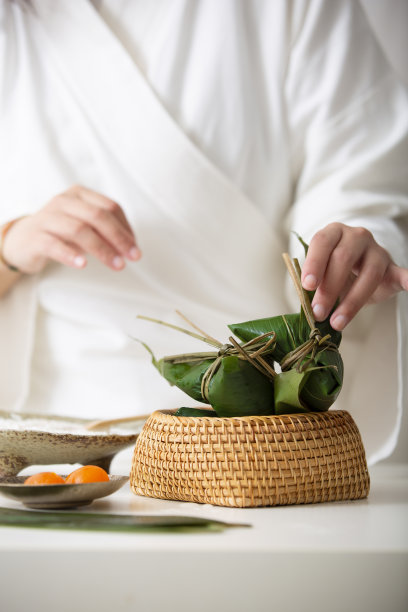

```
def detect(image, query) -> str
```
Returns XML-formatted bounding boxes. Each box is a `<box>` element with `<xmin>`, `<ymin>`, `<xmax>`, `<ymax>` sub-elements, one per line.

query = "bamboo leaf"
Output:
<box><xmin>274</xmin><ymin>369</ymin><xmax>311</xmax><ymax>414</ymax></box>
<box><xmin>299</xmin><ymin>348</ymin><xmax>343</xmax><ymax>411</ymax></box>
<box><xmin>274</xmin><ymin>350</ymin><xmax>343</xmax><ymax>414</ymax></box>
<box><xmin>208</xmin><ymin>356</ymin><xmax>274</xmax><ymax>417</ymax></box>
<box><xmin>132</xmin><ymin>339</ymin><xmax>159</xmax><ymax>368</ymax></box>
<box><xmin>293</xmin><ymin>232</ymin><xmax>309</xmax><ymax>256</ymax></box>
<box><xmin>229</xmin><ymin>312</ymin><xmax>311</xmax><ymax>361</ymax></box>
<box><xmin>229</xmin><ymin>311</ymin><xmax>341</xmax><ymax>359</ymax></box>
<box><xmin>0</xmin><ymin>507</ymin><xmax>249</xmax><ymax>532</ymax></box>
<box><xmin>159</xmin><ymin>358</ymin><xmax>214</xmax><ymax>403</ymax></box>
<box><xmin>175</xmin><ymin>407</ymin><xmax>217</xmax><ymax>417</ymax></box>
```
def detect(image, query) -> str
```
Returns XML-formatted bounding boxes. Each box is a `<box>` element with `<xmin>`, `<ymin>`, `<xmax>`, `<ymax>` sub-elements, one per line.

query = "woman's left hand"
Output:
<box><xmin>301</xmin><ymin>222</ymin><xmax>408</xmax><ymax>331</ymax></box>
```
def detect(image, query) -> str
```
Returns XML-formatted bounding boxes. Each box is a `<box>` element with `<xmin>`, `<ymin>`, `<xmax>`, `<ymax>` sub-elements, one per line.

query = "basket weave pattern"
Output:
<box><xmin>130</xmin><ymin>410</ymin><xmax>370</xmax><ymax>508</ymax></box>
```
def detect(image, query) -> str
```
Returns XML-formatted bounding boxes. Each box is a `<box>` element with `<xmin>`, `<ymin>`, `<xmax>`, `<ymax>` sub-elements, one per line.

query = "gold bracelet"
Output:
<box><xmin>0</xmin><ymin>217</ymin><xmax>25</xmax><ymax>273</ymax></box>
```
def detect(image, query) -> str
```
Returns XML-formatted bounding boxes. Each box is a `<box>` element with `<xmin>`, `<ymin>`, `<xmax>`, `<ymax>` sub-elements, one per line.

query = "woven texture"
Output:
<box><xmin>130</xmin><ymin>410</ymin><xmax>370</xmax><ymax>508</ymax></box>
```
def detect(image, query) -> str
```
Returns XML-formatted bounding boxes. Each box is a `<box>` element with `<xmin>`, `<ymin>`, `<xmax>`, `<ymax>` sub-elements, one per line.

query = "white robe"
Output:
<box><xmin>0</xmin><ymin>0</ymin><xmax>407</xmax><ymax>465</ymax></box>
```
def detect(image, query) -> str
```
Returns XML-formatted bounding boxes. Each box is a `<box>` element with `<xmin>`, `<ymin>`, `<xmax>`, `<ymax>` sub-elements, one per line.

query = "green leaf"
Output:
<box><xmin>274</xmin><ymin>350</ymin><xmax>343</xmax><ymax>414</ymax></box>
<box><xmin>208</xmin><ymin>356</ymin><xmax>274</xmax><ymax>417</ymax></box>
<box><xmin>294</xmin><ymin>232</ymin><xmax>309</xmax><ymax>256</ymax></box>
<box><xmin>158</xmin><ymin>358</ymin><xmax>213</xmax><ymax>403</ymax></box>
<box><xmin>299</xmin><ymin>348</ymin><xmax>343</xmax><ymax>411</ymax></box>
<box><xmin>133</xmin><ymin>339</ymin><xmax>159</xmax><ymax>367</ymax></box>
<box><xmin>274</xmin><ymin>369</ymin><xmax>311</xmax><ymax>414</ymax></box>
<box><xmin>229</xmin><ymin>312</ymin><xmax>310</xmax><ymax>362</ymax></box>
<box><xmin>0</xmin><ymin>507</ymin><xmax>250</xmax><ymax>532</ymax></box>
<box><xmin>174</xmin><ymin>407</ymin><xmax>217</xmax><ymax>417</ymax></box>
<box><xmin>229</xmin><ymin>311</ymin><xmax>341</xmax><ymax>360</ymax></box>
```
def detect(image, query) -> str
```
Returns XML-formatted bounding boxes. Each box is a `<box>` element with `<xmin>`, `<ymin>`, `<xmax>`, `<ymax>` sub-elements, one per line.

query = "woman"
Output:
<box><xmin>1</xmin><ymin>0</ymin><xmax>407</xmax><ymax>464</ymax></box>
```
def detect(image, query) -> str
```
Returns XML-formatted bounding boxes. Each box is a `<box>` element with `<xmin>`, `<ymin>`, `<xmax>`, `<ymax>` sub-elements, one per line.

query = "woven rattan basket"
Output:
<box><xmin>130</xmin><ymin>409</ymin><xmax>370</xmax><ymax>508</ymax></box>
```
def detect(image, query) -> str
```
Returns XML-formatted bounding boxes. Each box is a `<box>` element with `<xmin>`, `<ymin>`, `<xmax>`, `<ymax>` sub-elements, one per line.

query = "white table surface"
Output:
<box><xmin>0</xmin><ymin>462</ymin><xmax>407</xmax><ymax>612</ymax></box>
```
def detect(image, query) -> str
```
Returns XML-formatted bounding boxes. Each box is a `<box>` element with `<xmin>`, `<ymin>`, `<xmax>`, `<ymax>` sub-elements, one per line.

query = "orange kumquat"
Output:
<box><xmin>65</xmin><ymin>465</ymin><xmax>110</xmax><ymax>484</ymax></box>
<box><xmin>24</xmin><ymin>472</ymin><xmax>66</xmax><ymax>486</ymax></box>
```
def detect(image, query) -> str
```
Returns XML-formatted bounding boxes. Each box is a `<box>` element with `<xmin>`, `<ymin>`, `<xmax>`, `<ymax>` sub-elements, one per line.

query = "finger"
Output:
<box><xmin>43</xmin><ymin>214</ymin><xmax>127</xmax><ymax>270</ymax></box>
<box><xmin>389</xmin><ymin>263</ymin><xmax>408</xmax><ymax>291</ymax></box>
<box><xmin>58</xmin><ymin>195</ymin><xmax>140</xmax><ymax>261</ymax></box>
<box><xmin>385</xmin><ymin>263</ymin><xmax>408</xmax><ymax>292</ymax></box>
<box><xmin>75</xmin><ymin>186</ymin><xmax>136</xmax><ymax>242</ymax></box>
<box><xmin>310</xmin><ymin>234</ymin><xmax>368</xmax><ymax>321</ymax></box>
<box><xmin>33</xmin><ymin>233</ymin><xmax>87</xmax><ymax>273</ymax></box>
<box><xmin>338</xmin><ymin>271</ymin><xmax>357</xmax><ymax>301</ymax></box>
<box><xmin>62</xmin><ymin>186</ymin><xmax>139</xmax><ymax>256</ymax></box>
<box><xmin>329</xmin><ymin>253</ymin><xmax>388</xmax><ymax>330</ymax></box>
<box><xmin>66</xmin><ymin>227</ymin><xmax>126</xmax><ymax>270</ymax></box>
<box><xmin>302</xmin><ymin>224</ymin><xmax>344</xmax><ymax>291</ymax></box>
<box><xmin>369</xmin><ymin>263</ymin><xmax>408</xmax><ymax>303</ymax></box>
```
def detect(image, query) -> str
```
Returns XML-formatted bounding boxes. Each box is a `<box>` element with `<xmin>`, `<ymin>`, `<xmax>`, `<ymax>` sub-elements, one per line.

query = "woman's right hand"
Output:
<box><xmin>2</xmin><ymin>185</ymin><xmax>141</xmax><ymax>274</ymax></box>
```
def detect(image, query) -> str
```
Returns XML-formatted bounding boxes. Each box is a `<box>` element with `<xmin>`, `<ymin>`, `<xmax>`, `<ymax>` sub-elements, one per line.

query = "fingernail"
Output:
<box><xmin>73</xmin><ymin>255</ymin><xmax>86</xmax><ymax>268</ymax></box>
<box><xmin>331</xmin><ymin>315</ymin><xmax>348</xmax><ymax>331</ymax></box>
<box><xmin>112</xmin><ymin>256</ymin><xmax>124</xmax><ymax>269</ymax></box>
<box><xmin>312</xmin><ymin>303</ymin><xmax>325</xmax><ymax>320</ymax></box>
<box><xmin>128</xmin><ymin>246</ymin><xmax>141</xmax><ymax>260</ymax></box>
<box><xmin>303</xmin><ymin>274</ymin><xmax>317</xmax><ymax>290</ymax></box>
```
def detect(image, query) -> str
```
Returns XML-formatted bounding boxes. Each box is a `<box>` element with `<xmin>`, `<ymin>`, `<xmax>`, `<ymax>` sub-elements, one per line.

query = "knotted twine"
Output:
<box><xmin>200</xmin><ymin>332</ymin><xmax>277</xmax><ymax>402</ymax></box>
<box><xmin>138</xmin><ymin>313</ymin><xmax>277</xmax><ymax>403</ymax></box>
<box><xmin>280</xmin><ymin>253</ymin><xmax>337</xmax><ymax>373</ymax></box>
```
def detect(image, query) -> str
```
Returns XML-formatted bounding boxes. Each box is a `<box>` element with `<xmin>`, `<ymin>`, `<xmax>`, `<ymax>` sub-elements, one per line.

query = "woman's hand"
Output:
<box><xmin>2</xmin><ymin>185</ymin><xmax>141</xmax><ymax>274</ymax></box>
<box><xmin>301</xmin><ymin>222</ymin><xmax>408</xmax><ymax>331</ymax></box>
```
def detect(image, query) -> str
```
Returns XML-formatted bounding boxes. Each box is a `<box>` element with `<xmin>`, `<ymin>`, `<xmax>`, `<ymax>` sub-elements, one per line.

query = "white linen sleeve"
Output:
<box><xmin>284</xmin><ymin>0</ymin><xmax>408</xmax><ymax>266</ymax></box>
<box><xmin>282</xmin><ymin>1</ymin><xmax>408</xmax><ymax>465</ymax></box>
<box><xmin>0</xmin><ymin>0</ymin><xmax>31</xmax><ymax>224</ymax></box>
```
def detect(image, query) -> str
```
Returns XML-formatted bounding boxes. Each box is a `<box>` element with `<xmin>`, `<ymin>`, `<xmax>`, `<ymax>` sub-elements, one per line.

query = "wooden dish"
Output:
<box><xmin>0</xmin><ymin>410</ymin><xmax>146</xmax><ymax>478</ymax></box>
<box><xmin>0</xmin><ymin>475</ymin><xmax>129</xmax><ymax>509</ymax></box>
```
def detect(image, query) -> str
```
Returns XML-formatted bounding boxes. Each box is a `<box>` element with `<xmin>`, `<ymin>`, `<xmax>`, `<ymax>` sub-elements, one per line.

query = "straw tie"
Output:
<box><xmin>281</xmin><ymin>253</ymin><xmax>338</xmax><ymax>373</ymax></box>
<box><xmin>137</xmin><ymin>312</ymin><xmax>278</xmax><ymax>402</ymax></box>
<box><xmin>200</xmin><ymin>332</ymin><xmax>277</xmax><ymax>402</ymax></box>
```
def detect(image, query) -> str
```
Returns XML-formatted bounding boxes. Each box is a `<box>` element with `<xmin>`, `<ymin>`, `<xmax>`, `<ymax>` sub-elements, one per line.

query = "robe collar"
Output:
<box><xmin>31</xmin><ymin>0</ymin><xmax>281</xmax><ymax>292</ymax></box>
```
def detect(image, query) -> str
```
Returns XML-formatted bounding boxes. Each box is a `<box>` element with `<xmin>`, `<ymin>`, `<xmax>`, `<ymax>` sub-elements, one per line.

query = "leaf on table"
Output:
<box><xmin>0</xmin><ymin>507</ymin><xmax>250</xmax><ymax>533</ymax></box>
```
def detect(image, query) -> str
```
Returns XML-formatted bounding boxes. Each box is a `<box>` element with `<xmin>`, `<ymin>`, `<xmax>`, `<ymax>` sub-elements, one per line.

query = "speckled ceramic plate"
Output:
<box><xmin>0</xmin><ymin>475</ymin><xmax>129</xmax><ymax>509</ymax></box>
<box><xmin>0</xmin><ymin>410</ymin><xmax>146</xmax><ymax>478</ymax></box>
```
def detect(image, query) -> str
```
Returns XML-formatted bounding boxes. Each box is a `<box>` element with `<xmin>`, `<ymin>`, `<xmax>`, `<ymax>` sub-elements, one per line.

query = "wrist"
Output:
<box><xmin>0</xmin><ymin>217</ymin><xmax>27</xmax><ymax>273</ymax></box>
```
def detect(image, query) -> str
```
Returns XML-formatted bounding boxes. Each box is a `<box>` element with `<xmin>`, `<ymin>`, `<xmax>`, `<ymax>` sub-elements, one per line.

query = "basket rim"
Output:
<box><xmin>148</xmin><ymin>408</ymin><xmax>351</xmax><ymax>425</ymax></box>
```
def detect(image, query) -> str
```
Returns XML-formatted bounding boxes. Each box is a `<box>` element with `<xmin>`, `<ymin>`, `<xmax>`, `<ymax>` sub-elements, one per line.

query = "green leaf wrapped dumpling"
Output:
<box><xmin>136</xmin><ymin>322</ymin><xmax>277</xmax><ymax>417</ymax></box>
<box><xmin>137</xmin><ymin>244</ymin><xmax>344</xmax><ymax>417</ymax></box>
